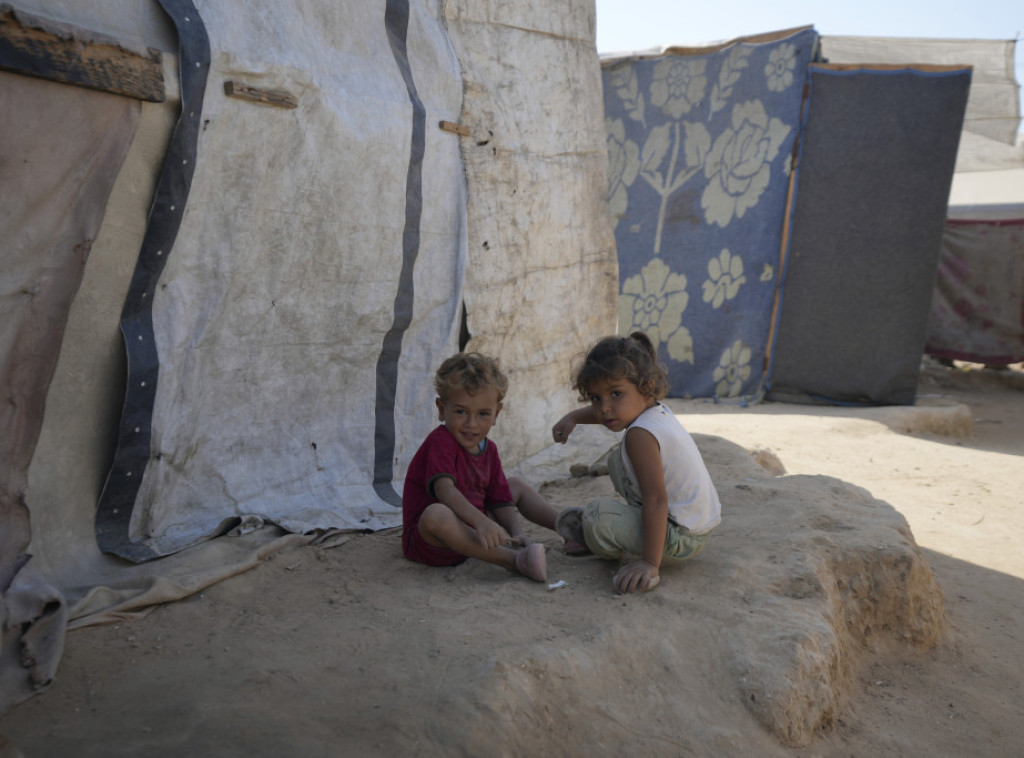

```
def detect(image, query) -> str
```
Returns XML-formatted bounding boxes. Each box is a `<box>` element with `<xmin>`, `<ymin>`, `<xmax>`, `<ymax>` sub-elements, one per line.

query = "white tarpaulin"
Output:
<box><xmin>89</xmin><ymin>0</ymin><xmax>467</xmax><ymax>560</ymax></box>
<box><xmin>12</xmin><ymin>0</ymin><xmax>616</xmax><ymax>571</ymax></box>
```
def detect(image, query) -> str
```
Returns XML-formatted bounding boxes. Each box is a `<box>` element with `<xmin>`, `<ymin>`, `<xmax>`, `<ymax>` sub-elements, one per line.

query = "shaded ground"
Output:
<box><xmin>2</xmin><ymin>361</ymin><xmax>1022</xmax><ymax>756</ymax></box>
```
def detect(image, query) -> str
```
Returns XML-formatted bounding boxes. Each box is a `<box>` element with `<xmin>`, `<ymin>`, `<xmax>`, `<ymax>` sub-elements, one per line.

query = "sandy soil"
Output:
<box><xmin>2</xmin><ymin>360</ymin><xmax>1022</xmax><ymax>757</ymax></box>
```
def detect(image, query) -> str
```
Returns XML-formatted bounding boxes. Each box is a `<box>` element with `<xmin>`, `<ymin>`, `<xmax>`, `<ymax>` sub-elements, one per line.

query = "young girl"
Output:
<box><xmin>551</xmin><ymin>332</ymin><xmax>721</xmax><ymax>593</ymax></box>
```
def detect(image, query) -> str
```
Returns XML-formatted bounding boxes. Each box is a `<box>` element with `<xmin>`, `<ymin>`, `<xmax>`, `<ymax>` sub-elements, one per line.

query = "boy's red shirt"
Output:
<box><xmin>401</xmin><ymin>425</ymin><xmax>514</xmax><ymax>536</ymax></box>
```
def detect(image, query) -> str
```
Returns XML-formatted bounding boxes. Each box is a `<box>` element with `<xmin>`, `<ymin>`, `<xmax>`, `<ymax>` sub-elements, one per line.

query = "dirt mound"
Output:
<box><xmin>1</xmin><ymin>433</ymin><xmax>947</xmax><ymax>756</ymax></box>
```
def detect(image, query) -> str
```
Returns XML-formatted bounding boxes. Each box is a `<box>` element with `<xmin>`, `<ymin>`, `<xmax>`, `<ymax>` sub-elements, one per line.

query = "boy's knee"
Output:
<box><xmin>418</xmin><ymin>502</ymin><xmax>452</xmax><ymax>534</ymax></box>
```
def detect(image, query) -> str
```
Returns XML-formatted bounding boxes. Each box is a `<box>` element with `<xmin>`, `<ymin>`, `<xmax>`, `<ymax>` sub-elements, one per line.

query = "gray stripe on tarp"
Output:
<box><xmin>372</xmin><ymin>0</ymin><xmax>426</xmax><ymax>508</ymax></box>
<box><xmin>94</xmin><ymin>0</ymin><xmax>210</xmax><ymax>561</ymax></box>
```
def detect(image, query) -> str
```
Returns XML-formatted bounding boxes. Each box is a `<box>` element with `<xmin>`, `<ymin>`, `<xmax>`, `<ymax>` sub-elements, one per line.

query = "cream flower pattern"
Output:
<box><xmin>702</xmin><ymin>249</ymin><xmax>746</xmax><ymax>308</ymax></box>
<box><xmin>665</xmin><ymin>325</ymin><xmax>694</xmax><ymax>364</ymax></box>
<box><xmin>650</xmin><ymin>59</ymin><xmax>708</xmax><ymax>119</ymax></box>
<box><xmin>618</xmin><ymin>258</ymin><xmax>694</xmax><ymax>363</ymax></box>
<box><xmin>701</xmin><ymin>99</ymin><xmax>791</xmax><ymax>228</ymax></box>
<box><xmin>638</xmin><ymin>121</ymin><xmax>710</xmax><ymax>254</ymax></box>
<box><xmin>606</xmin><ymin>118</ymin><xmax>640</xmax><ymax>224</ymax></box>
<box><xmin>603</xmin><ymin>28</ymin><xmax>816</xmax><ymax>399</ymax></box>
<box><xmin>765</xmin><ymin>43</ymin><xmax>796</xmax><ymax>92</ymax></box>
<box><xmin>713</xmin><ymin>340</ymin><xmax>752</xmax><ymax>398</ymax></box>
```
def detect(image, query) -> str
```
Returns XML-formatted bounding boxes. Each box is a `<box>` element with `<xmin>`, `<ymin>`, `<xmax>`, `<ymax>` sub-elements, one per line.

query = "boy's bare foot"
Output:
<box><xmin>514</xmin><ymin>542</ymin><xmax>547</xmax><ymax>582</ymax></box>
<box><xmin>555</xmin><ymin>507</ymin><xmax>590</xmax><ymax>555</ymax></box>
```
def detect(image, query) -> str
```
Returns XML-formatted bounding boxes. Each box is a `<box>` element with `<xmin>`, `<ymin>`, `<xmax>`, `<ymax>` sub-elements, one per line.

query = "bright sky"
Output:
<box><xmin>594</xmin><ymin>0</ymin><xmax>1023</xmax><ymax>52</ymax></box>
<box><xmin>594</xmin><ymin>0</ymin><xmax>1023</xmax><ymax>118</ymax></box>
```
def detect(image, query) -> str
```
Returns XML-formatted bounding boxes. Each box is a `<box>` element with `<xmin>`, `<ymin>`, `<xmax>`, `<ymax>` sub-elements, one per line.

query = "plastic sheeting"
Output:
<box><xmin>2</xmin><ymin>0</ymin><xmax>610</xmax><ymax>714</ymax></box>
<box><xmin>602</xmin><ymin>27</ymin><xmax>818</xmax><ymax>400</ymax></box>
<box><xmin>444</xmin><ymin>0</ymin><xmax>618</xmax><ymax>462</ymax></box>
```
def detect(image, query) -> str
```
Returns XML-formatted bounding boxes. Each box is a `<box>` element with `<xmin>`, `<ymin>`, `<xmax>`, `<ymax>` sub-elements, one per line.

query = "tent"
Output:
<box><xmin>818</xmin><ymin>36</ymin><xmax>1024</xmax><ymax>372</ymax></box>
<box><xmin>925</xmin><ymin>215</ymin><xmax>1024</xmax><ymax>366</ymax></box>
<box><xmin>602</xmin><ymin>27</ymin><xmax>819</xmax><ymax>401</ymax></box>
<box><xmin>1</xmin><ymin>0</ymin><xmax>616</xmax><ymax>712</ymax></box>
<box><xmin>767</xmin><ymin>62</ymin><xmax>971</xmax><ymax>404</ymax></box>
<box><xmin>601</xmin><ymin>30</ymin><xmax>1022</xmax><ymax>404</ymax></box>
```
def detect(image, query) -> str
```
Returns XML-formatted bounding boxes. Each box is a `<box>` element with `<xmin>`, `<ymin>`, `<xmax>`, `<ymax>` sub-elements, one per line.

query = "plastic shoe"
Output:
<box><xmin>515</xmin><ymin>542</ymin><xmax>547</xmax><ymax>582</ymax></box>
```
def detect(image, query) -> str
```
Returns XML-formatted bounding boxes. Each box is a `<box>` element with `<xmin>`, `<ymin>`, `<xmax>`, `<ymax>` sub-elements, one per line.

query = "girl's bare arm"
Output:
<box><xmin>552</xmin><ymin>406</ymin><xmax>600</xmax><ymax>443</ymax></box>
<box><xmin>615</xmin><ymin>427</ymin><xmax>667</xmax><ymax>592</ymax></box>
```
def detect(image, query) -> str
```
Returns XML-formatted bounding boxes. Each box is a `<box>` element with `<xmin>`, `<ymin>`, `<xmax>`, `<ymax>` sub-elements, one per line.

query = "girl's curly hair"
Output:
<box><xmin>572</xmin><ymin>332</ymin><xmax>668</xmax><ymax>401</ymax></box>
<box><xmin>435</xmin><ymin>352</ymin><xmax>509</xmax><ymax>402</ymax></box>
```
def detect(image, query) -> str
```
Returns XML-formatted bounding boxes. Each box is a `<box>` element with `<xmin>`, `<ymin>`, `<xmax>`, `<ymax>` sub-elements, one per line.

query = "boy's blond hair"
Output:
<box><xmin>435</xmin><ymin>352</ymin><xmax>509</xmax><ymax>402</ymax></box>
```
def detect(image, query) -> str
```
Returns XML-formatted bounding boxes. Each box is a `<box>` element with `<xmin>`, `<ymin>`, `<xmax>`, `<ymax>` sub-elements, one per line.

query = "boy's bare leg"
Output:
<box><xmin>418</xmin><ymin>503</ymin><xmax>519</xmax><ymax>570</ymax></box>
<box><xmin>491</xmin><ymin>504</ymin><xmax>526</xmax><ymax>545</ymax></box>
<box><xmin>418</xmin><ymin>503</ymin><xmax>546</xmax><ymax>581</ymax></box>
<box><xmin>508</xmin><ymin>476</ymin><xmax>558</xmax><ymax>530</ymax></box>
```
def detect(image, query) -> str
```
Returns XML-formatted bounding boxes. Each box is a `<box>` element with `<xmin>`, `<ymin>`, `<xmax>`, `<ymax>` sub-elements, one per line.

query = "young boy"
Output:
<box><xmin>402</xmin><ymin>352</ymin><xmax>559</xmax><ymax>582</ymax></box>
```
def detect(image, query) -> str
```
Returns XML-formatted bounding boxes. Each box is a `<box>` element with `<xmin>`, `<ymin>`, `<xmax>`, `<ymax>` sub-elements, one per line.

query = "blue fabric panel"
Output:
<box><xmin>603</xmin><ymin>28</ymin><xmax>817</xmax><ymax>400</ymax></box>
<box><xmin>767</xmin><ymin>65</ymin><xmax>971</xmax><ymax>406</ymax></box>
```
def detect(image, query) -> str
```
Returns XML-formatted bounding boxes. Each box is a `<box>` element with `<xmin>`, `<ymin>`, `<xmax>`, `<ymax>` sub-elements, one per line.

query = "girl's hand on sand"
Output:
<box><xmin>613</xmin><ymin>561</ymin><xmax>660</xmax><ymax>594</ymax></box>
<box><xmin>552</xmin><ymin>416</ymin><xmax>576</xmax><ymax>444</ymax></box>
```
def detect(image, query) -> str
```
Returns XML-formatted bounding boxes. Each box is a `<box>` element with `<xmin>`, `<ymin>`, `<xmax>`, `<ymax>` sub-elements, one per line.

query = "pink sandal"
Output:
<box><xmin>515</xmin><ymin>543</ymin><xmax>547</xmax><ymax>582</ymax></box>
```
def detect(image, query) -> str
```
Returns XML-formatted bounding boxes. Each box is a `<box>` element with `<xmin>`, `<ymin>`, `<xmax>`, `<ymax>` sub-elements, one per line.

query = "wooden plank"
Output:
<box><xmin>0</xmin><ymin>8</ymin><xmax>164</xmax><ymax>102</ymax></box>
<box><xmin>439</xmin><ymin>120</ymin><xmax>470</xmax><ymax>137</ymax></box>
<box><xmin>223</xmin><ymin>80</ymin><xmax>298</xmax><ymax>109</ymax></box>
<box><xmin>812</xmin><ymin>62</ymin><xmax>975</xmax><ymax>75</ymax></box>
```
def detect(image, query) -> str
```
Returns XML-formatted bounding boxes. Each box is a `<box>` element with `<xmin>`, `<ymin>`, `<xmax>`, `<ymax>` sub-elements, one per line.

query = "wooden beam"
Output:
<box><xmin>439</xmin><ymin>120</ymin><xmax>470</xmax><ymax>137</ymax></box>
<box><xmin>223</xmin><ymin>80</ymin><xmax>298</xmax><ymax>109</ymax></box>
<box><xmin>0</xmin><ymin>7</ymin><xmax>164</xmax><ymax>102</ymax></box>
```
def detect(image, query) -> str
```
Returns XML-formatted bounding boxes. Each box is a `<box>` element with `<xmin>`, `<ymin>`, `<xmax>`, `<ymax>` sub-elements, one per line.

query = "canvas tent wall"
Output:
<box><xmin>1</xmin><ymin>0</ymin><xmax>615</xmax><ymax>712</ymax></box>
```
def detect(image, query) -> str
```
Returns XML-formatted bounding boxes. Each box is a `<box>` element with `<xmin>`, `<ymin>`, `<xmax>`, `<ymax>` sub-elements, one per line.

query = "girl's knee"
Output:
<box><xmin>582</xmin><ymin>498</ymin><xmax>638</xmax><ymax>559</ymax></box>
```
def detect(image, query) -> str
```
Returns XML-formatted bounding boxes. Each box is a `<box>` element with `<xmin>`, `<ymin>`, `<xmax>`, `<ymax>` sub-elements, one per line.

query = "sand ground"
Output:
<box><xmin>1</xmin><ymin>360</ymin><xmax>1022</xmax><ymax>757</ymax></box>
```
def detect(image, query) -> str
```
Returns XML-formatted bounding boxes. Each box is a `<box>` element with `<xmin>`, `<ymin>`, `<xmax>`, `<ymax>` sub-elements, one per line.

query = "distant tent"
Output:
<box><xmin>926</xmin><ymin>216</ymin><xmax>1024</xmax><ymax>366</ymax></box>
<box><xmin>602</xmin><ymin>30</ymin><xmax>987</xmax><ymax>404</ymax></box>
<box><xmin>819</xmin><ymin>36</ymin><xmax>1022</xmax><ymax>172</ymax></box>
<box><xmin>818</xmin><ymin>36</ymin><xmax>1023</xmax><ymax>377</ymax></box>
